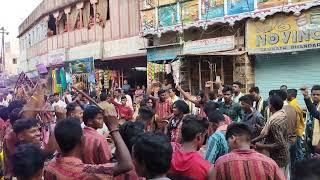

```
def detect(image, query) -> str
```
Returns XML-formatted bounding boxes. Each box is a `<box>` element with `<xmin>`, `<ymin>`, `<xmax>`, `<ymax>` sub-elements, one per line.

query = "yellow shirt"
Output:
<box><xmin>288</xmin><ymin>98</ymin><xmax>305</xmax><ymax>137</ymax></box>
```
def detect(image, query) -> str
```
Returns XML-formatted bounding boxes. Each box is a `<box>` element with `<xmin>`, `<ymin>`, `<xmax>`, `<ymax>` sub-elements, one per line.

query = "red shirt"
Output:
<box><xmin>170</xmin><ymin>142</ymin><xmax>211</xmax><ymax>180</ymax></box>
<box><xmin>155</xmin><ymin>100</ymin><xmax>172</xmax><ymax>119</ymax></box>
<box><xmin>83</xmin><ymin>127</ymin><xmax>112</xmax><ymax>164</ymax></box>
<box><xmin>112</xmin><ymin>100</ymin><xmax>133</xmax><ymax>121</ymax></box>
<box><xmin>3</xmin><ymin>129</ymin><xmax>18</xmax><ymax>178</ymax></box>
<box><xmin>214</xmin><ymin>149</ymin><xmax>285</xmax><ymax>180</ymax></box>
<box><xmin>44</xmin><ymin>156</ymin><xmax>114</xmax><ymax>180</ymax></box>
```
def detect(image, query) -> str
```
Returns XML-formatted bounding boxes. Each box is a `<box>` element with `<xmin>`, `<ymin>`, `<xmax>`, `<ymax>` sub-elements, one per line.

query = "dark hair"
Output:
<box><xmin>181</xmin><ymin>116</ymin><xmax>207</xmax><ymax>142</ymax></box>
<box><xmin>275</xmin><ymin>90</ymin><xmax>287</xmax><ymax>101</ymax></box>
<box><xmin>9</xmin><ymin>108</ymin><xmax>23</xmax><ymax>125</ymax></box>
<box><xmin>287</xmin><ymin>89</ymin><xmax>298</xmax><ymax>98</ymax></box>
<box><xmin>233</xmin><ymin>81</ymin><xmax>242</xmax><ymax>87</ymax></box>
<box><xmin>12</xmin><ymin>144</ymin><xmax>45</xmax><ymax>179</ymax></box>
<box><xmin>197</xmin><ymin>91</ymin><xmax>205</xmax><ymax>99</ymax></box>
<box><xmin>53</xmin><ymin>93</ymin><xmax>59</xmax><ymax>96</ymax></box>
<box><xmin>0</xmin><ymin>108</ymin><xmax>9</xmax><ymax>121</ymax></box>
<box><xmin>239</xmin><ymin>94</ymin><xmax>254</xmax><ymax>106</ymax></box>
<box><xmin>140</xmin><ymin>96</ymin><xmax>156</xmax><ymax>109</ymax></box>
<box><xmin>222</xmin><ymin>85</ymin><xmax>233</xmax><ymax>93</ymax></box>
<box><xmin>133</xmin><ymin>132</ymin><xmax>172</xmax><ymax>178</ymax></box>
<box><xmin>100</xmin><ymin>93</ymin><xmax>109</xmax><ymax>101</ymax></box>
<box><xmin>204</xmin><ymin>101</ymin><xmax>218</xmax><ymax>115</ymax></box>
<box><xmin>158</xmin><ymin>89</ymin><xmax>166</xmax><ymax>95</ymax></box>
<box><xmin>269</xmin><ymin>95</ymin><xmax>284</xmax><ymax>111</ymax></box>
<box><xmin>269</xmin><ymin>90</ymin><xmax>276</xmax><ymax>96</ymax></box>
<box><xmin>280</xmin><ymin>85</ymin><xmax>288</xmax><ymax>89</ymax></box>
<box><xmin>311</xmin><ymin>85</ymin><xmax>320</xmax><ymax>92</ymax></box>
<box><xmin>226</xmin><ymin>123</ymin><xmax>252</xmax><ymax>141</ymax></box>
<box><xmin>115</xmin><ymin>89</ymin><xmax>122</xmax><ymax>93</ymax></box>
<box><xmin>249</xmin><ymin>87</ymin><xmax>260</xmax><ymax>94</ymax></box>
<box><xmin>8</xmin><ymin>100</ymin><xmax>25</xmax><ymax>112</ymax></box>
<box><xmin>83</xmin><ymin>105</ymin><xmax>102</xmax><ymax>124</ymax></box>
<box><xmin>173</xmin><ymin>100</ymin><xmax>190</xmax><ymax>114</ymax></box>
<box><xmin>208</xmin><ymin>111</ymin><xmax>225</xmax><ymax>124</ymax></box>
<box><xmin>121</xmin><ymin>96</ymin><xmax>127</xmax><ymax>100</ymax></box>
<box><xmin>54</xmin><ymin>117</ymin><xmax>83</xmax><ymax>154</ymax></box>
<box><xmin>208</xmin><ymin>90</ymin><xmax>217</xmax><ymax>101</ymax></box>
<box><xmin>293</xmin><ymin>158</ymin><xmax>320</xmax><ymax>180</ymax></box>
<box><xmin>119</xmin><ymin>121</ymin><xmax>144</xmax><ymax>153</ymax></box>
<box><xmin>13</xmin><ymin>118</ymin><xmax>39</xmax><ymax>134</ymax></box>
<box><xmin>138</xmin><ymin>106</ymin><xmax>155</xmax><ymax>120</ymax></box>
<box><xmin>183</xmin><ymin>88</ymin><xmax>191</xmax><ymax>93</ymax></box>
<box><xmin>66</xmin><ymin>103</ymin><xmax>81</xmax><ymax>116</ymax></box>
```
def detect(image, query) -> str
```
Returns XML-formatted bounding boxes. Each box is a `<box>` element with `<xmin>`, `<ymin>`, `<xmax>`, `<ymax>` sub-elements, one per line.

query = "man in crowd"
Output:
<box><xmin>11</xmin><ymin>144</ymin><xmax>46</xmax><ymax>180</ymax></box>
<box><xmin>218</xmin><ymin>85</ymin><xmax>242</xmax><ymax>122</ymax></box>
<box><xmin>168</xmin><ymin>88</ymin><xmax>179</xmax><ymax>104</ymax></box>
<box><xmin>136</xmin><ymin>106</ymin><xmax>155</xmax><ymax>131</ymax></box>
<box><xmin>232</xmin><ymin>81</ymin><xmax>244</xmax><ymax>103</ymax></box>
<box><xmin>132</xmin><ymin>132</ymin><xmax>172</xmax><ymax>180</ymax></box>
<box><xmin>13</xmin><ymin>118</ymin><xmax>41</xmax><ymax>146</ymax></box>
<box><xmin>112</xmin><ymin>96</ymin><xmax>134</xmax><ymax>123</ymax></box>
<box><xmin>205</xmin><ymin>111</ymin><xmax>229</xmax><ymax>163</ymax></box>
<box><xmin>287</xmin><ymin>89</ymin><xmax>305</xmax><ymax>168</ymax></box>
<box><xmin>249</xmin><ymin>87</ymin><xmax>264</xmax><ymax>113</ymax></box>
<box><xmin>122</xmin><ymin>79</ymin><xmax>131</xmax><ymax>93</ymax></box>
<box><xmin>170</xmin><ymin>116</ymin><xmax>213</xmax><ymax>180</ymax></box>
<box><xmin>98</xmin><ymin>93</ymin><xmax>116</xmax><ymax>111</ymax></box>
<box><xmin>214</xmin><ymin>123</ymin><xmax>285</xmax><ymax>179</ymax></box>
<box><xmin>82</xmin><ymin>105</ymin><xmax>112</xmax><ymax>164</ymax></box>
<box><xmin>154</xmin><ymin>90</ymin><xmax>172</xmax><ymax>130</ymax></box>
<box><xmin>280</xmin><ymin>85</ymin><xmax>288</xmax><ymax>93</ymax></box>
<box><xmin>66</xmin><ymin>102</ymin><xmax>84</xmax><ymax>125</ymax></box>
<box><xmin>44</xmin><ymin>115</ymin><xmax>133</xmax><ymax>179</ymax></box>
<box><xmin>301</xmin><ymin>85</ymin><xmax>320</xmax><ymax>157</ymax></box>
<box><xmin>293</xmin><ymin>158</ymin><xmax>320</xmax><ymax>180</ymax></box>
<box><xmin>239</xmin><ymin>94</ymin><xmax>265</xmax><ymax>138</ymax></box>
<box><xmin>255</xmin><ymin>95</ymin><xmax>289</xmax><ymax>177</ymax></box>
<box><xmin>52</xmin><ymin>93</ymin><xmax>67</xmax><ymax>109</ymax></box>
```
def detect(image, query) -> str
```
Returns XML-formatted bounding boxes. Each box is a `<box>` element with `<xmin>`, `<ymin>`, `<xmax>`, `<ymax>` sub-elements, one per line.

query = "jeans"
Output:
<box><xmin>289</xmin><ymin>136</ymin><xmax>304</xmax><ymax>172</ymax></box>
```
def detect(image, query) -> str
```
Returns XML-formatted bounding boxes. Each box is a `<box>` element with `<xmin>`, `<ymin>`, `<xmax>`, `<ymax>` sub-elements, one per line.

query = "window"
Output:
<box><xmin>106</xmin><ymin>0</ymin><xmax>110</xmax><ymax>20</ymax></box>
<box><xmin>12</xmin><ymin>58</ymin><xmax>17</xmax><ymax>64</ymax></box>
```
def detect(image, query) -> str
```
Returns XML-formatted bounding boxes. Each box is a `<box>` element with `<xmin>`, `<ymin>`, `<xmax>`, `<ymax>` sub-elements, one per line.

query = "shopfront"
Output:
<box><xmin>98</xmin><ymin>36</ymin><xmax>148</xmax><ymax>92</ymax></box>
<box><xmin>246</xmin><ymin>7</ymin><xmax>320</xmax><ymax>104</ymax></box>
<box><xmin>48</xmin><ymin>48</ymin><xmax>67</xmax><ymax>93</ymax></box>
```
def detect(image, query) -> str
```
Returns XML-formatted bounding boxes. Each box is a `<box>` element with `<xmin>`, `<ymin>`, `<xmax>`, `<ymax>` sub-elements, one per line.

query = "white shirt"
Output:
<box><xmin>52</xmin><ymin>100</ymin><xmax>67</xmax><ymax>109</ymax></box>
<box><xmin>0</xmin><ymin>100</ymin><xmax>8</xmax><ymax>107</ymax></box>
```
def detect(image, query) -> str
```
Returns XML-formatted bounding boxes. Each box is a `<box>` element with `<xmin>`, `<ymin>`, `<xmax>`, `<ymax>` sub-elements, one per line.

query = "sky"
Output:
<box><xmin>0</xmin><ymin>0</ymin><xmax>42</xmax><ymax>43</ymax></box>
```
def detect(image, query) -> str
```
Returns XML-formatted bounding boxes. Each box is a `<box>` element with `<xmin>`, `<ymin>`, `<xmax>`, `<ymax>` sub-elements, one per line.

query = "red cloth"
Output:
<box><xmin>44</xmin><ymin>156</ymin><xmax>114</xmax><ymax>180</ymax></box>
<box><xmin>83</xmin><ymin>127</ymin><xmax>112</xmax><ymax>164</ymax></box>
<box><xmin>155</xmin><ymin>100</ymin><xmax>172</xmax><ymax>119</ymax></box>
<box><xmin>170</xmin><ymin>142</ymin><xmax>211</xmax><ymax>180</ymax></box>
<box><xmin>3</xmin><ymin>129</ymin><xmax>18</xmax><ymax>178</ymax></box>
<box><xmin>214</xmin><ymin>149</ymin><xmax>285</xmax><ymax>180</ymax></box>
<box><xmin>112</xmin><ymin>100</ymin><xmax>133</xmax><ymax>120</ymax></box>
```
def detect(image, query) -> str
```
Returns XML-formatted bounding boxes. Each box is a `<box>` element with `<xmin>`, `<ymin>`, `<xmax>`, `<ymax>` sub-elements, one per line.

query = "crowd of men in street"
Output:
<box><xmin>0</xmin><ymin>78</ymin><xmax>320</xmax><ymax>180</ymax></box>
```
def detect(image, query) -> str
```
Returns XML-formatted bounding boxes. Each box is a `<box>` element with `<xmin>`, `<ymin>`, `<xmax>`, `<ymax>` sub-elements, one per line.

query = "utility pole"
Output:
<box><xmin>0</xmin><ymin>27</ymin><xmax>9</xmax><ymax>73</ymax></box>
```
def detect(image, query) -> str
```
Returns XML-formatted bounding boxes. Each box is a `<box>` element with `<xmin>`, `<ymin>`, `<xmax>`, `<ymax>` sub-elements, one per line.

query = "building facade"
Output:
<box><xmin>18</xmin><ymin>0</ymin><xmax>147</xmax><ymax>93</ymax></box>
<box><xmin>141</xmin><ymin>0</ymin><xmax>320</xmax><ymax>95</ymax></box>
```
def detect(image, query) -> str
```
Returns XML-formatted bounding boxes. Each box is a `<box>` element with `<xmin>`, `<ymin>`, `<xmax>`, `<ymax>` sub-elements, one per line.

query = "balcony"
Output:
<box><xmin>26</xmin><ymin>24</ymin><xmax>108</xmax><ymax>59</ymax></box>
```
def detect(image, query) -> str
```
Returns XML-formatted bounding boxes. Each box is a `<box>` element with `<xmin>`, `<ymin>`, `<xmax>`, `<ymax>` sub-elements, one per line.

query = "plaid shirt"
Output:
<box><xmin>265</xmin><ymin>112</ymin><xmax>289</xmax><ymax>167</ymax></box>
<box><xmin>214</xmin><ymin>149</ymin><xmax>285</xmax><ymax>180</ymax></box>
<box><xmin>155</xmin><ymin>100</ymin><xmax>172</xmax><ymax>120</ymax></box>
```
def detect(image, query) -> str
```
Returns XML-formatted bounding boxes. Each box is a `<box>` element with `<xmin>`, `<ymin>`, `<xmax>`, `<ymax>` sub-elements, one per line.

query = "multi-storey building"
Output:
<box><xmin>18</xmin><ymin>0</ymin><xmax>147</xmax><ymax>93</ymax></box>
<box><xmin>141</xmin><ymin>0</ymin><xmax>320</xmax><ymax>104</ymax></box>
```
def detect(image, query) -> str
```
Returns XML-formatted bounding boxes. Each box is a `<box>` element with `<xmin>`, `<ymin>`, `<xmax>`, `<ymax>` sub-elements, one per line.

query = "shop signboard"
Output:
<box><xmin>67</xmin><ymin>57</ymin><xmax>94</xmax><ymax>74</ymax></box>
<box><xmin>227</xmin><ymin>0</ymin><xmax>254</xmax><ymax>15</ymax></box>
<box><xmin>246</xmin><ymin>8</ymin><xmax>320</xmax><ymax>54</ymax></box>
<box><xmin>200</xmin><ymin>0</ymin><xmax>224</xmax><ymax>20</ymax></box>
<box><xmin>147</xmin><ymin>45</ymin><xmax>182</xmax><ymax>62</ymax></box>
<box><xmin>158</xmin><ymin>4</ymin><xmax>179</xmax><ymax>27</ymax></box>
<box><xmin>48</xmin><ymin>48</ymin><xmax>66</xmax><ymax>65</ymax></box>
<box><xmin>183</xmin><ymin>36</ymin><xmax>235</xmax><ymax>54</ymax></box>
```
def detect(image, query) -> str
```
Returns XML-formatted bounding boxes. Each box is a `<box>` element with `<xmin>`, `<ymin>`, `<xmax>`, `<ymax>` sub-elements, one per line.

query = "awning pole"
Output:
<box><xmin>199</xmin><ymin>60</ymin><xmax>202</xmax><ymax>91</ymax></box>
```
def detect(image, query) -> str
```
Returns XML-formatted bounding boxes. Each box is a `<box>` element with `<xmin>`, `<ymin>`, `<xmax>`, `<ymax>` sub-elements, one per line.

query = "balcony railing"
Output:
<box><xmin>26</xmin><ymin>24</ymin><xmax>106</xmax><ymax>59</ymax></box>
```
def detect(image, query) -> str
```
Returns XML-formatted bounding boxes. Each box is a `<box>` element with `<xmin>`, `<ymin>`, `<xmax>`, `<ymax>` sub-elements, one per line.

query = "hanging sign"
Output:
<box><xmin>183</xmin><ymin>36</ymin><xmax>235</xmax><ymax>54</ymax></box>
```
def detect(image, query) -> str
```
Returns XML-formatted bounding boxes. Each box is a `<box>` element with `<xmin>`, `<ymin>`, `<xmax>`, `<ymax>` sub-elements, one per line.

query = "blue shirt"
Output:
<box><xmin>205</xmin><ymin>131</ymin><xmax>229</xmax><ymax>163</ymax></box>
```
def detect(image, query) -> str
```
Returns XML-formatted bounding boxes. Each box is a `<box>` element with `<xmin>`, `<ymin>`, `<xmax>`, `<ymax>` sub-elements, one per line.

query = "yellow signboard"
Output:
<box><xmin>246</xmin><ymin>8</ymin><xmax>320</xmax><ymax>54</ymax></box>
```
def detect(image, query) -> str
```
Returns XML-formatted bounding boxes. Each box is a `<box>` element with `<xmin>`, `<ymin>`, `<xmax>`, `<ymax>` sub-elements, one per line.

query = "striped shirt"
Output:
<box><xmin>83</xmin><ymin>127</ymin><xmax>112</xmax><ymax>164</ymax></box>
<box><xmin>214</xmin><ymin>149</ymin><xmax>285</xmax><ymax>180</ymax></box>
<box><xmin>155</xmin><ymin>100</ymin><xmax>172</xmax><ymax>120</ymax></box>
<box><xmin>205</xmin><ymin>131</ymin><xmax>229</xmax><ymax>163</ymax></box>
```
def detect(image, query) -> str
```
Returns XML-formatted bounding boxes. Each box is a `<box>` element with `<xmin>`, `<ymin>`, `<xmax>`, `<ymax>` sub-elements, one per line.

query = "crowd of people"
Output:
<box><xmin>0</xmin><ymin>77</ymin><xmax>320</xmax><ymax>180</ymax></box>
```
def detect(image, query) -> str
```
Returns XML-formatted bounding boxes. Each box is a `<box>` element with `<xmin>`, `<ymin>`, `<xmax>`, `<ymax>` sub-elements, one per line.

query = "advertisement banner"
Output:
<box><xmin>227</xmin><ymin>0</ymin><xmax>254</xmax><ymax>15</ymax></box>
<box><xmin>182</xmin><ymin>0</ymin><xmax>199</xmax><ymax>23</ymax></box>
<box><xmin>201</xmin><ymin>0</ymin><xmax>224</xmax><ymax>20</ymax></box>
<box><xmin>183</xmin><ymin>36</ymin><xmax>235</xmax><ymax>54</ymax></box>
<box><xmin>158</xmin><ymin>4</ymin><xmax>178</xmax><ymax>27</ymax></box>
<box><xmin>246</xmin><ymin>8</ymin><xmax>320</xmax><ymax>54</ymax></box>
<box><xmin>147</xmin><ymin>45</ymin><xmax>182</xmax><ymax>62</ymax></box>
<box><xmin>67</xmin><ymin>57</ymin><xmax>94</xmax><ymax>74</ymax></box>
<box><xmin>257</xmin><ymin>0</ymin><xmax>288</xmax><ymax>9</ymax></box>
